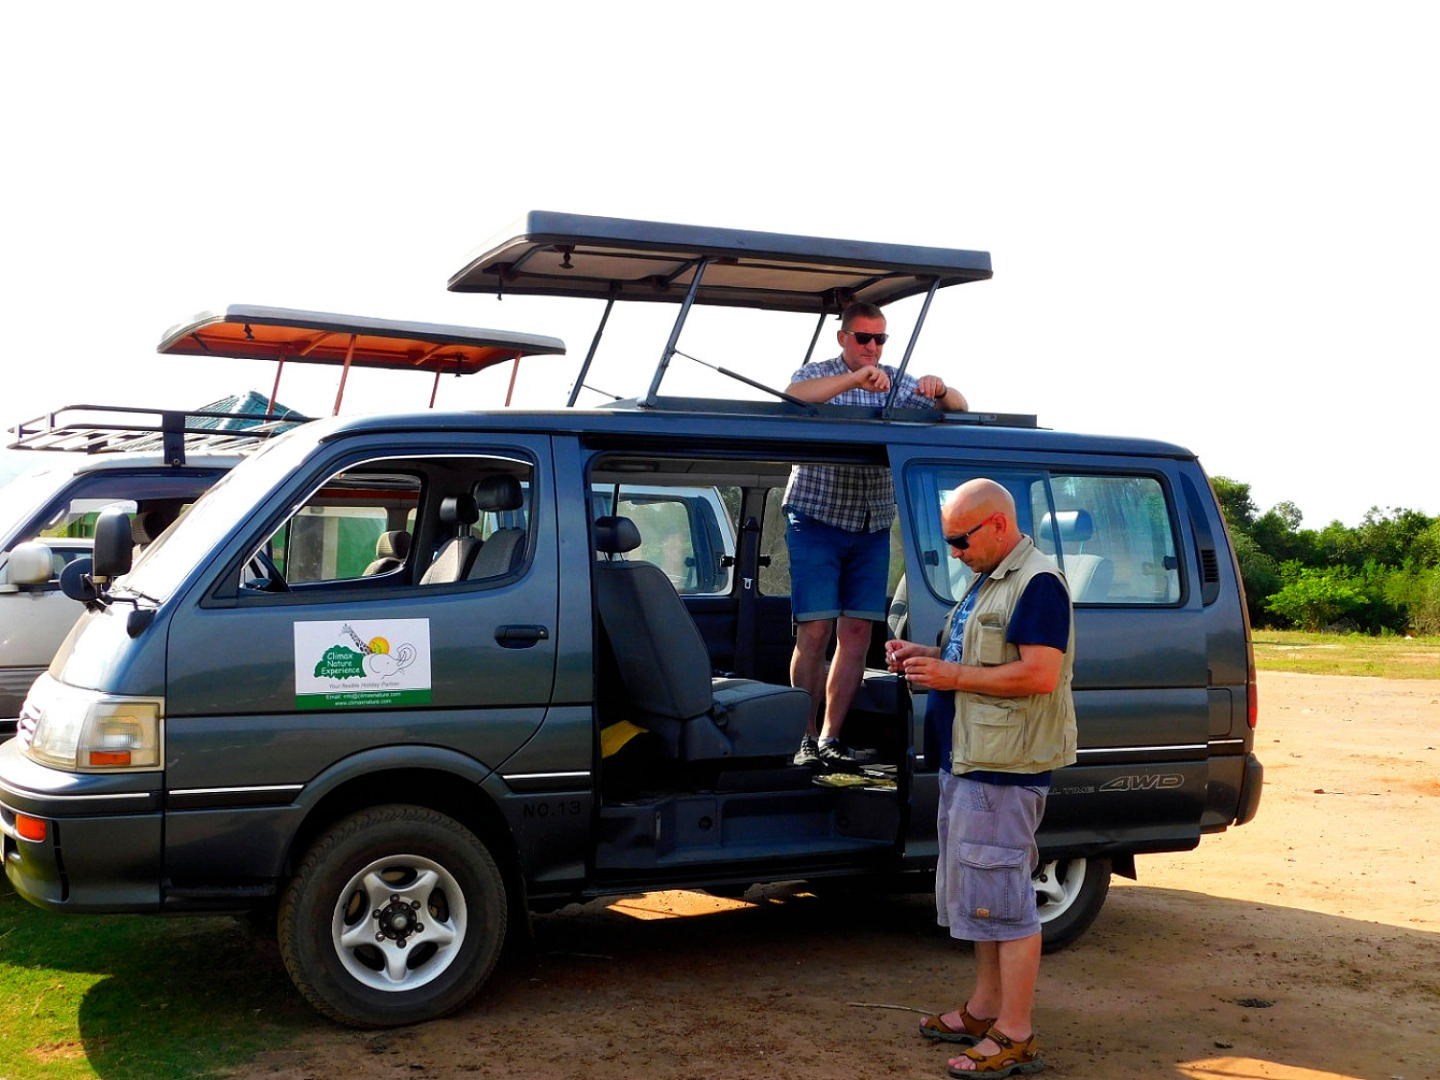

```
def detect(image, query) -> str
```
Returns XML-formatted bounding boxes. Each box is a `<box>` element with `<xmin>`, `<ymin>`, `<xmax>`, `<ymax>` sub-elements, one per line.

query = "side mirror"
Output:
<box><xmin>4</xmin><ymin>541</ymin><xmax>57</xmax><ymax>587</ymax></box>
<box><xmin>60</xmin><ymin>556</ymin><xmax>98</xmax><ymax>602</ymax></box>
<box><xmin>91</xmin><ymin>509</ymin><xmax>134</xmax><ymax>581</ymax></box>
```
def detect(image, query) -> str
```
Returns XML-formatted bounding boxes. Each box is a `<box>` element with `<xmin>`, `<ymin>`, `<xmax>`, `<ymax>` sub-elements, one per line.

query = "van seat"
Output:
<box><xmin>1040</xmin><ymin>509</ymin><xmax>1113</xmax><ymax>602</ymax></box>
<box><xmin>1040</xmin><ymin>509</ymin><xmax>1094</xmax><ymax>545</ymax></box>
<box><xmin>1063</xmin><ymin>553</ymin><xmax>1114</xmax><ymax>603</ymax></box>
<box><xmin>421</xmin><ymin>495</ymin><xmax>480</xmax><ymax>584</ymax></box>
<box><xmin>593</xmin><ymin>515</ymin><xmax>809</xmax><ymax>763</ymax></box>
<box><xmin>364</xmin><ymin>530</ymin><xmax>411</xmax><ymax>575</ymax></box>
<box><xmin>468</xmin><ymin>475</ymin><xmax>526</xmax><ymax>580</ymax></box>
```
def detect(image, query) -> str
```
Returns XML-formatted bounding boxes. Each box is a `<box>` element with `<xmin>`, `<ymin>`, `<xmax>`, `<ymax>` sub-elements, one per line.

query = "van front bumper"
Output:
<box><xmin>0</xmin><ymin>739</ymin><xmax>163</xmax><ymax>912</ymax></box>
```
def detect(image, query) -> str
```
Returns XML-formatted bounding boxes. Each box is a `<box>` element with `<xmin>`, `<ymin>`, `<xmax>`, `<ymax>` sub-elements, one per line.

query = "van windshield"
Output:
<box><xmin>121</xmin><ymin>433</ymin><xmax>317</xmax><ymax>600</ymax></box>
<box><xmin>0</xmin><ymin>462</ymin><xmax>78</xmax><ymax>548</ymax></box>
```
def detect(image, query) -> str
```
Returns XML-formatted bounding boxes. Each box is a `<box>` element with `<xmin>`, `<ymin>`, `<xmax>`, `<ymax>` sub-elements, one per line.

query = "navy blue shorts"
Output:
<box><xmin>785</xmin><ymin>510</ymin><xmax>890</xmax><ymax>623</ymax></box>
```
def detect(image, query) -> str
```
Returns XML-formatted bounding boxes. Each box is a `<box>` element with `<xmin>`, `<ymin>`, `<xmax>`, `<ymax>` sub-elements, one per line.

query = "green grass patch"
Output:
<box><xmin>1253</xmin><ymin>629</ymin><xmax>1440</xmax><ymax>679</ymax></box>
<box><xmin>0</xmin><ymin>886</ymin><xmax>315</xmax><ymax>1079</ymax></box>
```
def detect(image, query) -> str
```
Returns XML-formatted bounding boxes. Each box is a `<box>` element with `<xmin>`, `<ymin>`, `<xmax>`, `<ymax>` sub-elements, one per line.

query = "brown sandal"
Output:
<box><xmin>946</xmin><ymin>1028</ymin><xmax>1044</xmax><ymax>1076</ymax></box>
<box><xmin>919</xmin><ymin>1005</ymin><xmax>994</xmax><ymax>1045</ymax></box>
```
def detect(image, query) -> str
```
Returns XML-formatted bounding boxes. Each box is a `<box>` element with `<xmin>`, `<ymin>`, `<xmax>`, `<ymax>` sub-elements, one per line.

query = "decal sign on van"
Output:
<box><xmin>294</xmin><ymin>619</ymin><xmax>432</xmax><ymax>709</ymax></box>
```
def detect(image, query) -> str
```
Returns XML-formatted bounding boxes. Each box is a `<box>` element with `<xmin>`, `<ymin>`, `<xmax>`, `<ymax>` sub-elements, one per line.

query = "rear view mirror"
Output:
<box><xmin>91</xmin><ymin>509</ymin><xmax>134</xmax><ymax>581</ymax></box>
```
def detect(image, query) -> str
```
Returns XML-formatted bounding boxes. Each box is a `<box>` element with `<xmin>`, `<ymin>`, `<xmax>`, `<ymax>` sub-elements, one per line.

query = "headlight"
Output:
<box><xmin>23</xmin><ymin>674</ymin><xmax>163</xmax><ymax>773</ymax></box>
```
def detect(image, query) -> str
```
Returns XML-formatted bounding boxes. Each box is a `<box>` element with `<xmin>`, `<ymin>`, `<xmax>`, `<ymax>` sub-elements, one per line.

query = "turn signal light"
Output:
<box><xmin>15</xmin><ymin>814</ymin><xmax>47</xmax><ymax>842</ymax></box>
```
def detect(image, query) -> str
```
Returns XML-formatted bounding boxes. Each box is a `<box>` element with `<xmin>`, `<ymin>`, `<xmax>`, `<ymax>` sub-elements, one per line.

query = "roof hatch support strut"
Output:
<box><xmin>504</xmin><ymin>352</ymin><xmax>523</xmax><ymax>406</ymax></box>
<box><xmin>802</xmin><ymin>311</ymin><xmax>828</xmax><ymax>366</ymax></box>
<box><xmin>331</xmin><ymin>333</ymin><xmax>359</xmax><ymax>415</ymax></box>
<box><xmin>268</xmin><ymin>356</ymin><xmax>287</xmax><ymax>416</ymax></box>
<box><xmin>882</xmin><ymin>277</ymin><xmax>940</xmax><ymax>418</ymax></box>
<box><xmin>642</xmin><ymin>258</ymin><xmax>711</xmax><ymax>407</ymax></box>
<box><xmin>567</xmin><ymin>286</ymin><xmax>618</xmax><ymax>408</ymax></box>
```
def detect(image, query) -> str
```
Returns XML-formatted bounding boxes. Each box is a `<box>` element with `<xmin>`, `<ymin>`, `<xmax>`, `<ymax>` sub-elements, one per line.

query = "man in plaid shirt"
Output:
<box><xmin>783</xmin><ymin>303</ymin><xmax>967</xmax><ymax>769</ymax></box>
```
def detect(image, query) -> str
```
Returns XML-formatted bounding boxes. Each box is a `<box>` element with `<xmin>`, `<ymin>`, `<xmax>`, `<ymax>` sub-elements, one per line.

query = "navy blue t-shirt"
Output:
<box><xmin>923</xmin><ymin>572</ymin><xmax>1070</xmax><ymax>778</ymax></box>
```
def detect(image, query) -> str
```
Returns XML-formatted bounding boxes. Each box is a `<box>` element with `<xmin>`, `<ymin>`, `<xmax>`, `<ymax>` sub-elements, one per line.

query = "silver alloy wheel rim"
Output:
<box><xmin>1033</xmin><ymin>857</ymin><xmax>1085</xmax><ymax>922</ymax></box>
<box><xmin>331</xmin><ymin>853</ymin><xmax>468</xmax><ymax>992</ymax></box>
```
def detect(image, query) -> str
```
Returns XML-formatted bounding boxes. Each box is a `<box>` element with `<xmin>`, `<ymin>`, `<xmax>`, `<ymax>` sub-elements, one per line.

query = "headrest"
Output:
<box><xmin>476</xmin><ymin>474</ymin><xmax>523</xmax><ymax>513</ymax></box>
<box><xmin>439</xmin><ymin>494</ymin><xmax>480</xmax><ymax>526</ymax></box>
<box><xmin>131</xmin><ymin>504</ymin><xmax>179</xmax><ymax>545</ymax></box>
<box><xmin>375</xmin><ymin>530</ymin><xmax>411</xmax><ymax>560</ymax></box>
<box><xmin>1041</xmin><ymin>509</ymin><xmax>1095</xmax><ymax>543</ymax></box>
<box><xmin>594</xmin><ymin>515</ymin><xmax>642</xmax><ymax>556</ymax></box>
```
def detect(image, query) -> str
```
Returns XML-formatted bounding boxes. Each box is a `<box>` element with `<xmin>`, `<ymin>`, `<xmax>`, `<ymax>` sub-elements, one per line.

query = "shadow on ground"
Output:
<box><xmin>75</xmin><ymin>879</ymin><xmax>1430</xmax><ymax>1080</ymax></box>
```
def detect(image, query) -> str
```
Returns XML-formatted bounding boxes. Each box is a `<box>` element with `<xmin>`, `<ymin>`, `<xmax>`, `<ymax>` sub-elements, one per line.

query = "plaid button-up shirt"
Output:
<box><xmin>781</xmin><ymin>357</ymin><xmax>935</xmax><ymax>533</ymax></box>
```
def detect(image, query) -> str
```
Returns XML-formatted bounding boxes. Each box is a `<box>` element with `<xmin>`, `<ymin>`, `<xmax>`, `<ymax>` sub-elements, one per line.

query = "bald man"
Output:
<box><xmin>886</xmin><ymin>478</ymin><xmax>1076</xmax><ymax>1077</ymax></box>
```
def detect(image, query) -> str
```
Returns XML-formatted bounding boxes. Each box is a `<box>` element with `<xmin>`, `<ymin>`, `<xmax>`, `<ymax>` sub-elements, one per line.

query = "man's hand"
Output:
<box><xmin>853</xmin><ymin>366</ymin><xmax>891</xmax><ymax>393</ymax></box>
<box><xmin>885</xmin><ymin>639</ymin><xmax>939</xmax><ymax>672</ymax></box>
<box><xmin>916</xmin><ymin>375</ymin><xmax>948</xmax><ymax>399</ymax></box>
<box><xmin>898</xmin><ymin>654</ymin><xmax>956</xmax><ymax>690</ymax></box>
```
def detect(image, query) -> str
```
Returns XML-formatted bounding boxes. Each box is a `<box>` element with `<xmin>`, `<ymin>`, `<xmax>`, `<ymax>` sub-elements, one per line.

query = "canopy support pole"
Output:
<box><xmin>332</xmin><ymin>333</ymin><xmax>357</xmax><ymax>415</ymax></box>
<box><xmin>567</xmin><ymin>288</ymin><xmax>617</xmax><ymax>408</ymax></box>
<box><xmin>802</xmin><ymin>311</ymin><xmax>827</xmax><ymax>365</ymax></box>
<box><xmin>882</xmin><ymin>278</ymin><xmax>939</xmax><ymax>417</ymax></box>
<box><xmin>268</xmin><ymin>357</ymin><xmax>286</xmax><ymax>415</ymax></box>
<box><xmin>504</xmin><ymin>353</ymin><xmax>522</xmax><ymax>406</ymax></box>
<box><xmin>642</xmin><ymin>258</ymin><xmax>709</xmax><ymax>407</ymax></box>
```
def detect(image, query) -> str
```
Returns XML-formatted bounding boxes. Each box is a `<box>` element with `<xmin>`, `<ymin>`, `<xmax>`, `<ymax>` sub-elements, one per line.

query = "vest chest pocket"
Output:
<box><xmin>976</xmin><ymin>612</ymin><xmax>1007</xmax><ymax>665</ymax></box>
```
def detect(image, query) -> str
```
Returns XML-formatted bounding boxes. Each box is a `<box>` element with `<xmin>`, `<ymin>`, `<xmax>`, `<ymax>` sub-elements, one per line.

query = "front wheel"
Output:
<box><xmin>1035</xmin><ymin>856</ymin><xmax>1111</xmax><ymax>952</ymax></box>
<box><xmin>278</xmin><ymin>805</ymin><xmax>507</xmax><ymax>1027</ymax></box>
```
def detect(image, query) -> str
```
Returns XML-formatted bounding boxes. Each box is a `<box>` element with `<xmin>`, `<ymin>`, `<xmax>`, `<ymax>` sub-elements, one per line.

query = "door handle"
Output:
<box><xmin>495</xmin><ymin>624</ymin><xmax>550</xmax><ymax>648</ymax></box>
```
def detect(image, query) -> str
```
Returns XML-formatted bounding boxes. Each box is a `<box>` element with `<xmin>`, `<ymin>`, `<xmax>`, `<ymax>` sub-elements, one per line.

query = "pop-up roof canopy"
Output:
<box><xmin>158</xmin><ymin>305</ymin><xmax>567</xmax><ymax>414</ymax></box>
<box><xmin>448</xmin><ymin>210</ymin><xmax>993</xmax><ymax>313</ymax></box>
<box><xmin>447</xmin><ymin>212</ymin><xmax>994</xmax><ymax>412</ymax></box>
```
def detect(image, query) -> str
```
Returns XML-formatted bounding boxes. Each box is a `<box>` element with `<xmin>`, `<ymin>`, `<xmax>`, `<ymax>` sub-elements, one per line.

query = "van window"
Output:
<box><xmin>274</xmin><ymin>505</ymin><xmax>396</xmax><ymax>583</ymax></box>
<box><xmin>758</xmin><ymin>486</ymin><xmax>789</xmax><ymax>596</ymax></box>
<box><xmin>1044</xmin><ymin>474</ymin><xmax>1180</xmax><ymax>605</ymax></box>
<box><xmin>246</xmin><ymin>455</ymin><xmax>532</xmax><ymax>593</ymax></box>
<box><xmin>904</xmin><ymin>466</ymin><xmax>1181</xmax><ymax>606</ymax></box>
<box><xmin>589</xmin><ymin>483</ymin><xmax>738</xmax><ymax>596</ymax></box>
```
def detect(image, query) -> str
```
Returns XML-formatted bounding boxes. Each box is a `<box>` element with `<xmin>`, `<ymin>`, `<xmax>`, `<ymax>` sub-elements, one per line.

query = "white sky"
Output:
<box><xmin>3</xmin><ymin>2</ymin><xmax>1435</xmax><ymax>528</ymax></box>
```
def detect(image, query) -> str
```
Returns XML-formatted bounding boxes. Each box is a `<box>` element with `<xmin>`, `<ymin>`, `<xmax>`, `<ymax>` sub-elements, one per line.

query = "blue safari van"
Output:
<box><xmin>0</xmin><ymin>213</ymin><xmax>1261</xmax><ymax>1027</ymax></box>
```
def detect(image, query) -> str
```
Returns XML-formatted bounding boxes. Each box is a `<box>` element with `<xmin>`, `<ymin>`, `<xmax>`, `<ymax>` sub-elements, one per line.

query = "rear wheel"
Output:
<box><xmin>1035</xmin><ymin>856</ymin><xmax>1110</xmax><ymax>952</ymax></box>
<box><xmin>278</xmin><ymin>805</ymin><xmax>507</xmax><ymax>1027</ymax></box>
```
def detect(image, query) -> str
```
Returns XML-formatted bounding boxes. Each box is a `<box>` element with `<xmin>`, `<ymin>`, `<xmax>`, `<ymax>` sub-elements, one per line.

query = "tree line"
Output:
<box><xmin>1212</xmin><ymin>478</ymin><xmax>1440</xmax><ymax>635</ymax></box>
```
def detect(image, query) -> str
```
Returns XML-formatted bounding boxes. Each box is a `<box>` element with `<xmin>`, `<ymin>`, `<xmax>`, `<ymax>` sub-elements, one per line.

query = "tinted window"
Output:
<box><xmin>591</xmin><ymin>484</ymin><xmax>737</xmax><ymax>596</ymax></box>
<box><xmin>904</xmin><ymin>466</ymin><xmax>1181</xmax><ymax>606</ymax></box>
<box><xmin>1044</xmin><ymin>474</ymin><xmax>1180</xmax><ymax>604</ymax></box>
<box><xmin>246</xmin><ymin>455</ymin><xmax>532</xmax><ymax>594</ymax></box>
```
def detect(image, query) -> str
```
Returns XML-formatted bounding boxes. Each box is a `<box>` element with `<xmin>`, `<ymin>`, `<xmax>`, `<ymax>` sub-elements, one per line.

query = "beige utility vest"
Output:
<box><xmin>947</xmin><ymin>536</ymin><xmax>1079</xmax><ymax>776</ymax></box>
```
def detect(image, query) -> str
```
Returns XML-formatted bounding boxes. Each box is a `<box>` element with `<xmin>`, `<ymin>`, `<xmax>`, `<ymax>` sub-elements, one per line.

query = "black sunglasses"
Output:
<box><xmin>842</xmin><ymin>331</ymin><xmax>889</xmax><ymax>346</ymax></box>
<box><xmin>944</xmin><ymin>515</ymin><xmax>997</xmax><ymax>551</ymax></box>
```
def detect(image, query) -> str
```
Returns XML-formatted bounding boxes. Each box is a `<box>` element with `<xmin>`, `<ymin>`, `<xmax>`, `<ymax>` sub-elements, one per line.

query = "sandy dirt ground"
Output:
<box><xmin>240</xmin><ymin>672</ymin><xmax>1439</xmax><ymax>1080</ymax></box>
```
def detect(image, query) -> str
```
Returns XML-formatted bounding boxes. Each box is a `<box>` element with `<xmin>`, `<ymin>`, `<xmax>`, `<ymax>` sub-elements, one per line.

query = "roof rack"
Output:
<box><xmin>604</xmin><ymin>395</ymin><xmax>1038</xmax><ymax>428</ymax></box>
<box><xmin>448</xmin><ymin>211</ymin><xmax>995</xmax><ymax>415</ymax></box>
<box><xmin>7</xmin><ymin>402</ymin><xmax>307</xmax><ymax>464</ymax></box>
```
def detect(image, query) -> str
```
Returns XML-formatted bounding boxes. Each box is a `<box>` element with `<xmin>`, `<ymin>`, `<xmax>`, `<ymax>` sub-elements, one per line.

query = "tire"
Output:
<box><xmin>278</xmin><ymin>805</ymin><xmax>507</xmax><ymax>1028</ymax></box>
<box><xmin>1035</xmin><ymin>856</ymin><xmax>1110</xmax><ymax>953</ymax></box>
